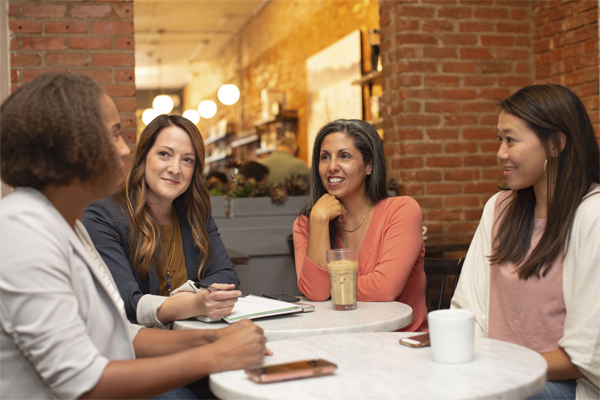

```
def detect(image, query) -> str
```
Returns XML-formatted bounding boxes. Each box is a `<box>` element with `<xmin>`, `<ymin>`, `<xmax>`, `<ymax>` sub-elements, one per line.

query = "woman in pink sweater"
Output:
<box><xmin>293</xmin><ymin>120</ymin><xmax>427</xmax><ymax>331</ymax></box>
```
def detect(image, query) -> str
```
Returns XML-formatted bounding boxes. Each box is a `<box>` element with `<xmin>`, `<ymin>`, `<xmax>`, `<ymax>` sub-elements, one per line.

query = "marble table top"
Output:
<box><xmin>172</xmin><ymin>298</ymin><xmax>412</xmax><ymax>342</ymax></box>
<box><xmin>210</xmin><ymin>332</ymin><xmax>547</xmax><ymax>400</ymax></box>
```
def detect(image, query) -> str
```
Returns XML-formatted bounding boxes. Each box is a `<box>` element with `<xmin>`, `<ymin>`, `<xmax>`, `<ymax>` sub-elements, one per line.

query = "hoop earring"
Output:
<box><xmin>544</xmin><ymin>159</ymin><xmax>547</xmax><ymax>179</ymax></box>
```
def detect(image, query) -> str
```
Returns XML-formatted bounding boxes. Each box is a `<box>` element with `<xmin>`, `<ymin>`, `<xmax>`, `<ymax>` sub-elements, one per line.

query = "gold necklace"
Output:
<box><xmin>338</xmin><ymin>201</ymin><xmax>373</xmax><ymax>233</ymax></box>
<box><xmin>535</xmin><ymin>203</ymin><xmax>546</xmax><ymax>218</ymax></box>
<box><xmin>166</xmin><ymin>240</ymin><xmax>175</xmax><ymax>294</ymax></box>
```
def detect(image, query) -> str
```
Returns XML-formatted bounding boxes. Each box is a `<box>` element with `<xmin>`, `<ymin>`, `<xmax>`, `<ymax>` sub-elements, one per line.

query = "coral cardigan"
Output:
<box><xmin>293</xmin><ymin>197</ymin><xmax>427</xmax><ymax>332</ymax></box>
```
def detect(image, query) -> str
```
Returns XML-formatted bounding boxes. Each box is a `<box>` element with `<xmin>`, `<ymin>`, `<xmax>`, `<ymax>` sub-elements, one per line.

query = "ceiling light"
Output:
<box><xmin>217</xmin><ymin>84</ymin><xmax>240</xmax><ymax>106</ymax></box>
<box><xmin>152</xmin><ymin>94</ymin><xmax>174</xmax><ymax>114</ymax></box>
<box><xmin>142</xmin><ymin>108</ymin><xmax>159</xmax><ymax>125</ymax></box>
<box><xmin>197</xmin><ymin>100</ymin><xmax>217</xmax><ymax>119</ymax></box>
<box><xmin>183</xmin><ymin>109</ymin><xmax>200</xmax><ymax>124</ymax></box>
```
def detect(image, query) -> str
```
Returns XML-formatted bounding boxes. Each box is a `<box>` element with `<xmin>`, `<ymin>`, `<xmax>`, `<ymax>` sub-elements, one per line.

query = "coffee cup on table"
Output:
<box><xmin>428</xmin><ymin>309</ymin><xmax>475</xmax><ymax>364</ymax></box>
<box><xmin>326</xmin><ymin>249</ymin><xmax>358</xmax><ymax>311</ymax></box>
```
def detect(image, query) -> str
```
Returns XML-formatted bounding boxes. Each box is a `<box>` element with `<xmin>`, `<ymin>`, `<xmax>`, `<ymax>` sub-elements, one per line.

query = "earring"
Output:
<box><xmin>544</xmin><ymin>159</ymin><xmax>547</xmax><ymax>179</ymax></box>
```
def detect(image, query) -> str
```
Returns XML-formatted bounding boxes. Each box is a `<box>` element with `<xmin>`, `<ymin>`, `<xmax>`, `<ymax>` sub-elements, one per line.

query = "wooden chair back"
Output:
<box><xmin>424</xmin><ymin>258</ymin><xmax>464</xmax><ymax>311</ymax></box>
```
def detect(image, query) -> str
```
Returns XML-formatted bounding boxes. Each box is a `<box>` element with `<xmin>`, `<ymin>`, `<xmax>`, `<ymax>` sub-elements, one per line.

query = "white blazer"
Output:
<box><xmin>0</xmin><ymin>188</ymin><xmax>142</xmax><ymax>399</ymax></box>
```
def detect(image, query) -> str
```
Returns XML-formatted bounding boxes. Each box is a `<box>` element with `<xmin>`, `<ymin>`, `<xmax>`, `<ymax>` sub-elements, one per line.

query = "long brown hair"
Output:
<box><xmin>490</xmin><ymin>84</ymin><xmax>600</xmax><ymax>279</ymax></box>
<box><xmin>115</xmin><ymin>115</ymin><xmax>212</xmax><ymax>280</ymax></box>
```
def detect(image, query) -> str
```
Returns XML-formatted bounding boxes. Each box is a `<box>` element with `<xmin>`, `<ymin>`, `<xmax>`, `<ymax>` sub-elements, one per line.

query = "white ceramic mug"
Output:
<box><xmin>428</xmin><ymin>309</ymin><xmax>475</xmax><ymax>364</ymax></box>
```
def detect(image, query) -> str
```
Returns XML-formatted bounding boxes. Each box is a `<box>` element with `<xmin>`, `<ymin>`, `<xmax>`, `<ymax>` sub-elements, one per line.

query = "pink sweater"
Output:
<box><xmin>293</xmin><ymin>197</ymin><xmax>427</xmax><ymax>332</ymax></box>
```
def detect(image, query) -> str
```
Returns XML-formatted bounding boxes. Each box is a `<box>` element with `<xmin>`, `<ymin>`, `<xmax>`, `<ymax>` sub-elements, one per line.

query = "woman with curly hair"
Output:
<box><xmin>82</xmin><ymin>115</ymin><xmax>240</xmax><ymax>329</ymax></box>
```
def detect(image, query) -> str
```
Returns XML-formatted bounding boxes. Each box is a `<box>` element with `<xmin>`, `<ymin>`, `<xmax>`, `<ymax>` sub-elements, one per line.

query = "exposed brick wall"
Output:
<box><xmin>184</xmin><ymin>0</ymin><xmax>380</xmax><ymax>163</ymax></box>
<box><xmin>533</xmin><ymin>0</ymin><xmax>599</xmax><ymax>137</ymax></box>
<box><xmin>380</xmin><ymin>0</ymin><xmax>534</xmax><ymax>237</ymax></box>
<box><xmin>8</xmin><ymin>1</ymin><xmax>137</xmax><ymax>144</ymax></box>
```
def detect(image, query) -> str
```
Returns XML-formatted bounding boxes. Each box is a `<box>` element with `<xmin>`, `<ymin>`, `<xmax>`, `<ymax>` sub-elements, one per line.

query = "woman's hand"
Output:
<box><xmin>310</xmin><ymin>194</ymin><xmax>347</xmax><ymax>224</ymax></box>
<box><xmin>195</xmin><ymin>283</ymin><xmax>241</xmax><ymax>320</ymax></box>
<box><xmin>211</xmin><ymin>320</ymin><xmax>271</xmax><ymax>372</ymax></box>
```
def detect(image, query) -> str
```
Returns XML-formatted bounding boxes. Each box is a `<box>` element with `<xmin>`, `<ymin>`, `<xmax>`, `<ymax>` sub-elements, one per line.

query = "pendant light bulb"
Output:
<box><xmin>152</xmin><ymin>94</ymin><xmax>174</xmax><ymax>114</ymax></box>
<box><xmin>197</xmin><ymin>100</ymin><xmax>217</xmax><ymax>119</ymax></box>
<box><xmin>142</xmin><ymin>108</ymin><xmax>159</xmax><ymax>125</ymax></box>
<box><xmin>217</xmin><ymin>84</ymin><xmax>240</xmax><ymax>106</ymax></box>
<box><xmin>183</xmin><ymin>109</ymin><xmax>200</xmax><ymax>124</ymax></box>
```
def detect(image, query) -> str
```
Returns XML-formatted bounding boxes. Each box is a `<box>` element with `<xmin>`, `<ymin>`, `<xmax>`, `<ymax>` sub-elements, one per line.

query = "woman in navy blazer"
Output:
<box><xmin>83</xmin><ymin>115</ymin><xmax>240</xmax><ymax>328</ymax></box>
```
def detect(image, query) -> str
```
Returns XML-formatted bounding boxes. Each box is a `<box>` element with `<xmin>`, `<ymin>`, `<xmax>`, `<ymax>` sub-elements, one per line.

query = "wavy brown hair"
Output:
<box><xmin>490</xmin><ymin>84</ymin><xmax>600</xmax><ymax>279</ymax></box>
<box><xmin>115</xmin><ymin>115</ymin><xmax>212</xmax><ymax>280</ymax></box>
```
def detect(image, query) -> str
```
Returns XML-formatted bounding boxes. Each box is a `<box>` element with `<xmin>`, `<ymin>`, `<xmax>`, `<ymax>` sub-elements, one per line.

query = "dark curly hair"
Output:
<box><xmin>1</xmin><ymin>72</ymin><xmax>118</xmax><ymax>189</ymax></box>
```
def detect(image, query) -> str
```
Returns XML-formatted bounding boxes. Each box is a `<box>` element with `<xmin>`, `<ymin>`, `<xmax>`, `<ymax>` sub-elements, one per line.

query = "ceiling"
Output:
<box><xmin>134</xmin><ymin>0</ymin><xmax>269</xmax><ymax>90</ymax></box>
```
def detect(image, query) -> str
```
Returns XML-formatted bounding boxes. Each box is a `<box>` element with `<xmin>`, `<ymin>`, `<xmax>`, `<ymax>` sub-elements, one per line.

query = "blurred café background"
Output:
<box><xmin>2</xmin><ymin>0</ymin><xmax>599</xmax><ymax>245</ymax></box>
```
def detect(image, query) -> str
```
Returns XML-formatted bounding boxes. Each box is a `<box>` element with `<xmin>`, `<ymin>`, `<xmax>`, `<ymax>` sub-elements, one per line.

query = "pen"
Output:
<box><xmin>194</xmin><ymin>282</ymin><xmax>223</xmax><ymax>292</ymax></box>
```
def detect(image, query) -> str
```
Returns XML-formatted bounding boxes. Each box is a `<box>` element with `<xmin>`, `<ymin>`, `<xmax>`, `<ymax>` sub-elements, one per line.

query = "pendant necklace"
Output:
<box><xmin>166</xmin><ymin>240</ymin><xmax>175</xmax><ymax>294</ymax></box>
<box><xmin>338</xmin><ymin>201</ymin><xmax>373</xmax><ymax>233</ymax></box>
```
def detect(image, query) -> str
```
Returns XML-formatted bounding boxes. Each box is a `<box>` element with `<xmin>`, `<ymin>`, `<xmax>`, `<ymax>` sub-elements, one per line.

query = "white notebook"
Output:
<box><xmin>222</xmin><ymin>294</ymin><xmax>303</xmax><ymax>323</ymax></box>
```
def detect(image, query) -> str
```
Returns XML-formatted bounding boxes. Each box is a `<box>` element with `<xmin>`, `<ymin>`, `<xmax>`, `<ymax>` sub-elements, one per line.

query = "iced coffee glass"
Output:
<box><xmin>326</xmin><ymin>249</ymin><xmax>358</xmax><ymax>311</ymax></box>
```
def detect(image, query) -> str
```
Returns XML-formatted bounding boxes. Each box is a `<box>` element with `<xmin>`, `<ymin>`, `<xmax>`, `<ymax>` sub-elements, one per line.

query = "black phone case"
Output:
<box><xmin>263</xmin><ymin>293</ymin><xmax>300</xmax><ymax>302</ymax></box>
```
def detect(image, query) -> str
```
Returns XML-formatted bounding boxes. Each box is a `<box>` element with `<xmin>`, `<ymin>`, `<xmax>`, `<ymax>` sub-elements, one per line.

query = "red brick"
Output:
<box><xmin>445</xmin><ymin>142</ymin><xmax>477</xmax><ymax>153</ymax></box>
<box><xmin>395</xmin><ymin>47</ymin><xmax>419</xmax><ymax>59</ymax></box>
<box><xmin>92</xmin><ymin>21</ymin><xmax>133</xmax><ymax>35</ymax></box>
<box><xmin>22</xmin><ymin>69</ymin><xmax>63</xmax><ymax>82</ymax></box>
<box><xmin>445</xmin><ymin>114</ymin><xmax>479</xmax><ymax>125</ymax></box>
<box><xmin>483</xmin><ymin>169</ymin><xmax>505</xmax><ymax>180</ymax></box>
<box><xmin>428</xmin><ymin>209</ymin><xmax>462</xmax><ymax>221</ymax></box>
<box><xmin>564</xmin><ymin>68</ymin><xmax>600</xmax><ymax>87</ymax></box>
<box><xmin>398</xmin><ymin>6</ymin><xmax>435</xmax><ymax>18</ymax></box>
<box><xmin>405</xmin><ymin>102</ymin><xmax>421</xmax><ymax>112</ymax></box>
<box><xmin>396</xmin><ymin>62</ymin><xmax>437</xmax><ymax>73</ymax></box>
<box><xmin>498</xmin><ymin>49</ymin><xmax>531</xmax><ymax>60</ymax></box>
<box><xmin>398</xmin><ymin>20</ymin><xmax>420</xmax><ymax>31</ymax></box>
<box><xmin>393</xmin><ymin>157</ymin><xmax>424</xmax><ymax>169</ymax></box>
<box><xmin>22</xmin><ymin>37</ymin><xmax>67</xmax><ymax>50</ymax></box>
<box><xmin>482</xmin><ymin>141</ymin><xmax>501</xmax><ymax>152</ymax></box>
<box><xmin>397</xmin><ymin>75</ymin><xmax>421</xmax><ymax>86</ymax></box>
<box><xmin>425</xmin><ymin>102</ymin><xmax>461</xmax><ymax>112</ymax></box>
<box><xmin>396</xmin><ymin>129</ymin><xmax>423</xmax><ymax>140</ymax></box>
<box><xmin>498</xmin><ymin>76</ymin><xmax>534</xmax><ymax>87</ymax></box>
<box><xmin>70</xmin><ymin>5</ymin><xmax>112</xmax><ymax>18</ymax></box>
<box><xmin>21</xmin><ymin>4</ymin><xmax>65</xmax><ymax>18</ymax></box>
<box><xmin>438</xmin><ymin>7</ymin><xmax>472</xmax><ymax>19</ymax></box>
<box><xmin>9</xmin><ymin>21</ymin><xmax>42</xmax><ymax>34</ymax></box>
<box><xmin>427</xmin><ymin>129</ymin><xmax>460</xmax><ymax>140</ymax></box>
<box><xmin>45</xmin><ymin>21</ymin><xmax>88</xmax><ymax>34</ymax></box>
<box><xmin>401</xmin><ymin>170</ymin><xmax>442</xmax><ymax>182</ymax></box>
<box><xmin>511</xmin><ymin>9</ymin><xmax>528</xmax><ymax>20</ymax></box>
<box><xmin>399</xmin><ymin>114</ymin><xmax>440</xmax><ymax>126</ymax></box>
<box><xmin>481</xmin><ymin>35</ymin><xmax>513</xmax><ymax>46</ymax></box>
<box><xmin>584</xmin><ymin>38</ymin><xmax>598</xmax><ymax>53</ymax></box>
<box><xmin>497</xmin><ymin>22</ymin><xmax>530</xmax><ymax>34</ymax></box>
<box><xmin>422</xmin><ymin>21</ymin><xmax>454</xmax><ymax>32</ymax></box>
<box><xmin>465</xmin><ymin>155</ymin><xmax>498</xmax><ymax>166</ymax></box>
<box><xmin>442</xmin><ymin>34</ymin><xmax>477</xmax><ymax>45</ymax></box>
<box><xmin>396</xmin><ymin>34</ymin><xmax>438</xmax><ymax>45</ymax></box>
<box><xmin>464</xmin><ymin>209</ymin><xmax>483</xmax><ymax>220</ymax></box>
<box><xmin>115</xmin><ymin>36</ymin><xmax>135</xmax><ymax>50</ymax></box>
<box><xmin>463</xmin><ymin>101</ymin><xmax>496</xmax><ymax>112</ymax></box>
<box><xmin>69</xmin><ymin>37</ymin><xmax>111</xmax><ymax>50</ymax></box>
<box><xmin>113</xmin><ymin>4</ymin><xmax>134</xmax><ymax>20</ymax></box>
<box><xmin>9</xmin><ymin>4</ymin><xmax>18</xmax><ymax>17</ymax></box>
<box><xmin>426</xmin><ymin>156</ymin><xmax>461</xmax><ymax>166</ymax></box>
<box><xmin>71</xmin><ymin>69</ymin><xmax>112</xmax><ymax>83</ymax></box>
<box><xmin>120</xmin><ymin>113</ymin><xmax>136</xmax><ymax>128</ymax></box>
<box><xmin>534</xmin><ymin>39</ymin><xmax>551</xmax><ymax>53</ymax></box>
<box><xmin>102</xmin><ymin>84</ymin><xmax>136</xmax><ymax>97</ymax></box>
<box><xmin>464</xmin><ymin>182</ymin><xmax>499</xmax><ymax>194</ymax></box>
<box><xmin>445</xmin><ymin>169</ymin><xmax>479</xmax><ymax>180</ymax></box>
<box><xmin>122</xmin><ymin>128</ymin><xmax>137</xmax><ymax>144</ymax></box>
<box><xmin>474</xmin><ymin>8</ymin><xmax>509</xmax><ymax>19</ymax></box>
<box><xmin>464</xmin><ymin>76</ymin><xmax>494</xmax><ymax>86</ymax></box>
<box><xmin>441</xmin><ymin>89</ymin><xmax>476</xmax><ymax>100</ymax></box>
<box><xmin>10</xmin><ymin>37</ymin><xmax>19</xmax><ymax>51</ymax></box>
<box><xmin>516</xmin><ymin>36</ymin><xmax>531</xmax><ymax>46</ymax></box>
<box><xmin>400</xmin><ymin>143</ymin><xmax>442</xmax><ymax>154</ymax></box>
<box><xmin>398</xmin><ymin>89</ymin><xmax>439</xmax><ymax>100</ymax></box>
<box><xmin>464</xmin><ymin>128</ymin><xmax>495</xmax><ymax>140</ymax></box>
<box><xmin>481</xmin><ymin>114</ymin><xmax>499</xmax><ymax>125</ymax></box>
<box><xmin>515</xmin><ymin>63</ymin><xmax>530</xmax><ymax>74</ymax></box>
<box><xmin>534</xmin><ymin>5</ymin><xmax>571</xmax><ymax>26</ymax></box>
<box><xmin>10</xmin><ymin>69</ymin><xmax>19</xmax><ymax>83</ymax></box>
<box><xmin>444</xmin><ymin>195</ymin><xmax>480</xmax><ymax>207</ymax></box>
<box><xmin>462</xmin><ymin>0</ymin><xmax>492</xmax><ymax>4</ymax></box>
<box><xmin>402</xmin><ymin>184</ymin><xmax>425</xmax><ymax>196</ymax></box>
<box><xmin>46</xmin><ymin>53</ymin><xmax>89</xmax><ymax>66</ymax></box>
<box><xmin>115</xmin><ymin>68</ymin><xmax>135</xmax><ymax>82</ymax></box>
<box><xmin>427</xmin><ymin>184</ymin><xmax>462</xmax><ymax>195</ymax></box>
<box><xmin>418</xmin><ymin>197</ymin><xmax>443</xmax><ymax>209</ymax></box>
<box><xmin>480</xmin><ymin>62</ymin><xmax>512</xmax><ymax>73</ymax></box>
<box><xmin>425</xmin><ymin>76</ymin><xmax>460</xmax><ymax>86</ymax></box>
<box><xmin>459</xmin><ymin>22</ymin><xmax>494</xmax><ymax>32</ymax></box>
<box><xmin>423</xmin><ymin>48</ymin><xmax>457</xmax><ymax>59</ymax></box>
<box><xmin>460</xmin><ymin>48</ymin><xmax>493</xmax><ymax>59</ymax></box>
<box><xmin>443</xmin><ymin>62</ymin><xmax>477</xmax><ymax>73</ymax></box>
<box><xmin>93</xmin><ymin>53</ymin><xmax>134</xmax><ymax>67</ymax></box>
<box><xmin>11</xmin><ymin>53</ymin><xmax>41</xmax><ymax>67</ymax></box>
<box><xmin>11</xmin><ymin>85</ymin><xmax>21</xmax><ymax>94</ymax></box>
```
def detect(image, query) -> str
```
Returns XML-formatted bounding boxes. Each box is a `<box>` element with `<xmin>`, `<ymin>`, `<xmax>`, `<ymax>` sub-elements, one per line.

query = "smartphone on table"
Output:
<box><xmin>245</xmin><ymin>359</ymin><xmax>337</xmax><ymax>383</ymax></box>
<box><xmin>399</xmin><ymin>333</ymin><xmax>430</xmax><ymax>348</ymax></box>
<box><xmin>262</xmin><ymin>293</ymin><xmax>300</xmax><ymax>302</ymax></box>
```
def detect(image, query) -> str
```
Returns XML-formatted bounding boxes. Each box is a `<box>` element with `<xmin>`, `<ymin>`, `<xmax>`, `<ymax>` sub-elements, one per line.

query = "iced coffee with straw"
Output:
<box><xmin>326</xmin><ymin>249</ymin><xmax>358</xmax><ymax>311</ymax></box>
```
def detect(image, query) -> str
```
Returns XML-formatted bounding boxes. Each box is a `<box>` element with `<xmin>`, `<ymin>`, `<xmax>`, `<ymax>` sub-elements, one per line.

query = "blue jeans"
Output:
<box><xmin>153</xmin><ymin>386</ymin><xmax>197</xmax><ymax>399</ymax></box>
<box><xmin>528</xmin><ymin>380</ymin><xmax>577</xmax><ymax>400</ymax></box>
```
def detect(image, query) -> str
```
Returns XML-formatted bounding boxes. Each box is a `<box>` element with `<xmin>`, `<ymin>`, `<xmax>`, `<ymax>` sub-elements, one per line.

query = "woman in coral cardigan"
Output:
<box><xmin>293</xmin><ymin>119</ymin><xmax>427</xmax><ymax>331</ymax></box>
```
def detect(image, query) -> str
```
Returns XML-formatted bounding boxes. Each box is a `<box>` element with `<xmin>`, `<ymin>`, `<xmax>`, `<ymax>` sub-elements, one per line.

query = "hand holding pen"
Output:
<box><xmin>195</xmin><ymin>282</ymin><xmax>242</xmax><ymax>320</ymax></box>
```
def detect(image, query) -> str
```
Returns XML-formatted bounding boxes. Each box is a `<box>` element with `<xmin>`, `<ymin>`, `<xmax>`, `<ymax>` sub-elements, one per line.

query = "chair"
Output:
<box><xmin>424</xmin><ymin>258</ymin><xmax>464</xmax><ymax>311</ymax></box>
<box><xmin>286</xmin><ymin>233</ymin><xmax>295</xmax><ymax>266</ymax></box>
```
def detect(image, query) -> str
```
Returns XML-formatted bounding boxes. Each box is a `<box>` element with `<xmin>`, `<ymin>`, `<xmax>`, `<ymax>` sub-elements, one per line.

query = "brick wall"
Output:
<box><xmin>8</xmin><ymin>1</ymin><xmax>137</xmax><ymax>145</ymax></box>
<box><xmin>184</xmin><ymin>0</ymin><xmax>380</xmax><ymax>163</ymax></box>
<box><xmin>533</xmin><ymin>0</ymin><xmax>599</xmax><ymax>136</ymax></box>
<box><xmin>380</xmin><ymin>0</ymin><xmax>534</xmax><ymax>237</ymax></box>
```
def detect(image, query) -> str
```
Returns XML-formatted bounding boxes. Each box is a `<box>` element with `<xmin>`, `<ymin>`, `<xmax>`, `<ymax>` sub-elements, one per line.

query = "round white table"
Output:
<box><xmin>172</xmin><ymin>298</ymin><xmax>413</xmax><ymax>342</ymax></box>
<box><xmin>209</xmin><ymin>332</ymin><xmax>547</xmax><ymax>400</ymax></box>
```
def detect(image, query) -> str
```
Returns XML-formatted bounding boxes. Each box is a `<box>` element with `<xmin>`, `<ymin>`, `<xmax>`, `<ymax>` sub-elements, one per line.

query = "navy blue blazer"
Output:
<box><xmin>81</xmin><ymin>196</ymin><xmax>239</xmax><ymax>323</ymax></box>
